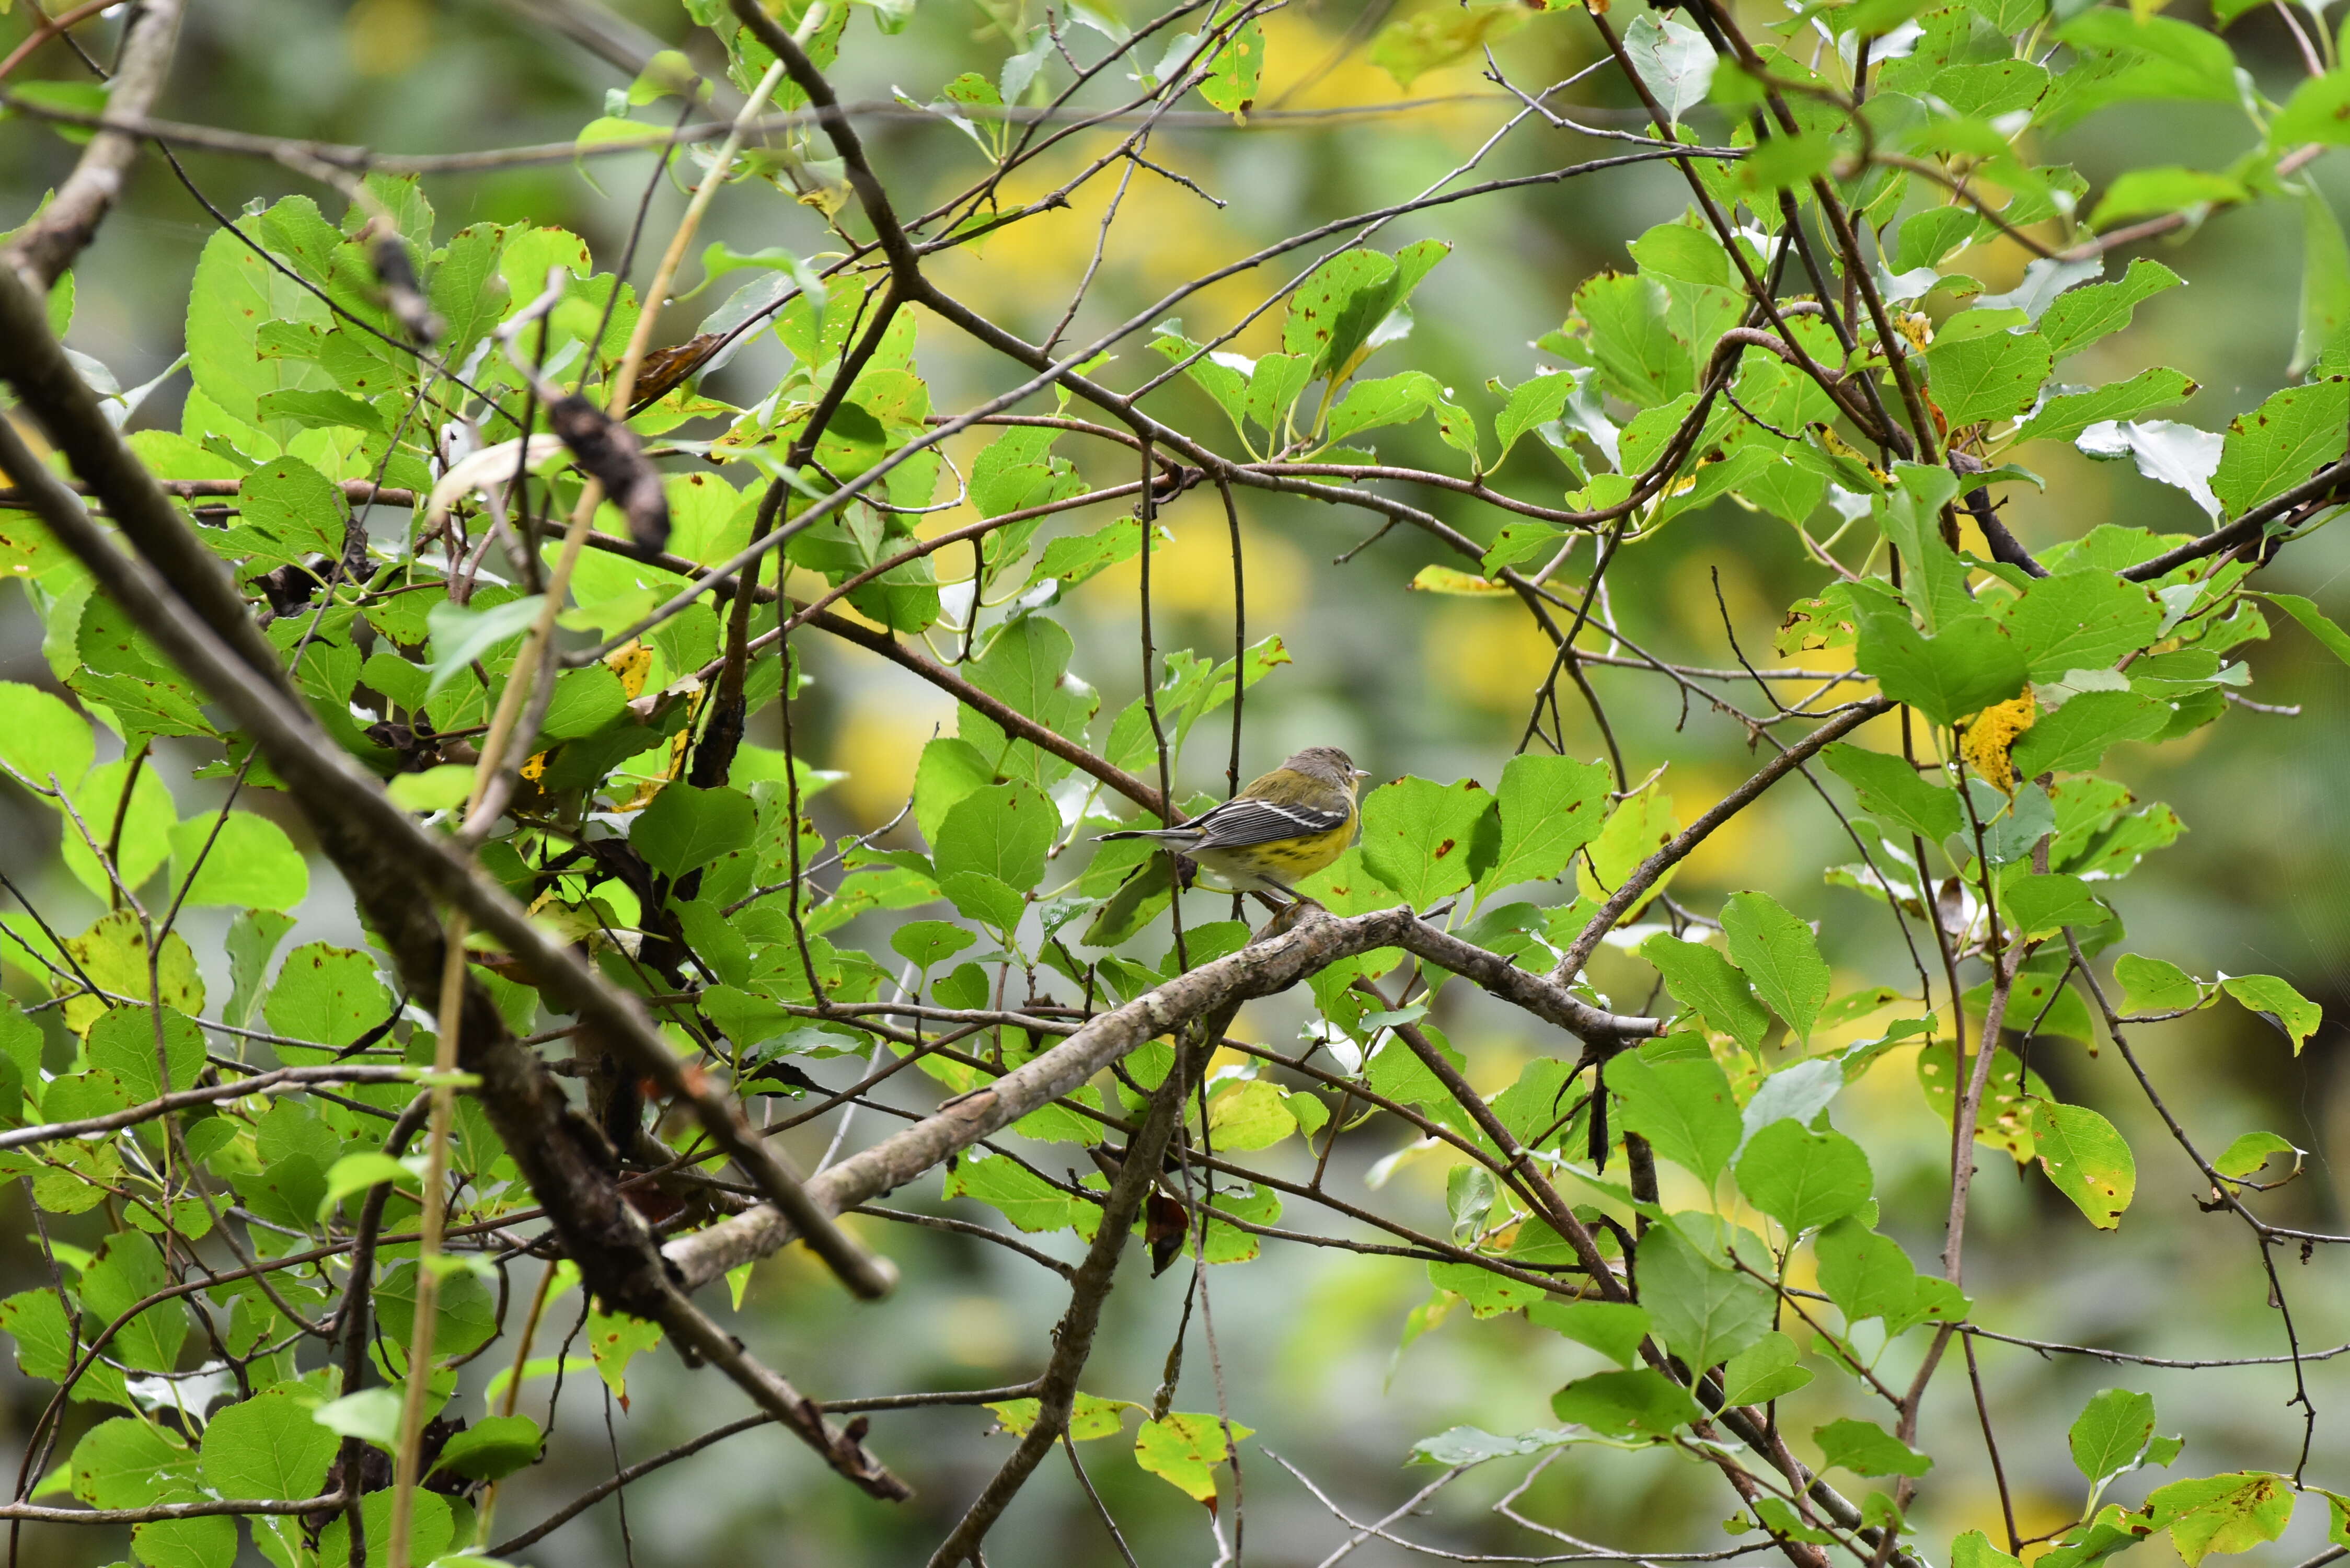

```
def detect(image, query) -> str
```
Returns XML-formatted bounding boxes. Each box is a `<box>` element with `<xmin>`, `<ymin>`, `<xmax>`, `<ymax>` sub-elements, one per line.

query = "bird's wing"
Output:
<box><xmin>1184</xmin><ymin>795</ymin><xmax>1351</xmax><ymax>850</ymax></box>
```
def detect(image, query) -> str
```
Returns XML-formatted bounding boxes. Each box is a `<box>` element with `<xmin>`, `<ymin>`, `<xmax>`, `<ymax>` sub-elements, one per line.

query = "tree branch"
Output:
<box><xmin>6</xmin><ymin>0</ymin><xmax>183</xmax><ymax>289</ymax></box>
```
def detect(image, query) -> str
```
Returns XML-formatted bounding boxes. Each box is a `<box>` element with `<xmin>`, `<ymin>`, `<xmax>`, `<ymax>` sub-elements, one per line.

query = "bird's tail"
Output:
<box><xmin>1095</xmin><ymin>828</ymin><xmax>1170</xmax><ymax>842</ymax></box>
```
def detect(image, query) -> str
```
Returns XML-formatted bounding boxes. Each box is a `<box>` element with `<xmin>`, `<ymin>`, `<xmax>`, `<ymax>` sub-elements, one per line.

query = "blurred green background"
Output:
<box><xmin>5</xmin><ymin>0</ymin><xmax>2350</xmax><ymax>1561</ymax></box>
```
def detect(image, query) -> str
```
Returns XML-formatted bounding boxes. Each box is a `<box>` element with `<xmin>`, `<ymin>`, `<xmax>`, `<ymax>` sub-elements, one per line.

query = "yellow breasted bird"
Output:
<box><xmin>1097</xmin><ymin>745</ymin><xmax>1369</xmax><ymax>900</ymax></box>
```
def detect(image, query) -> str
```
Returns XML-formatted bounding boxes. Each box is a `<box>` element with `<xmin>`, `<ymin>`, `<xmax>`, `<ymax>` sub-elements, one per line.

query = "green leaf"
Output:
<box><xmin>1549</xmin><ymin>1367</ymin><xmax>1704</xmax><ymax>1438</ymax></box>
<box><xmin>86</xmin><ymin>1004</ymin><xmax>203</xmax><ymax>1103</ymax></box>
<box><xmin>2147</xmin><ymin>1473</ymin><xmax>2295</xmax><ymax>1566</ymax></box>
<box><xmin>65</xmin><ymin>909</ymin><xmax>204</xmax><ymax>1034</ymax></box>
<box><xmin>969</xmin><ymin>427</ymin><xmax>1087</xmax><ymax>522</ymax></box>
<box><xmin>1815</xmin><ymin>1217</ymin><xmax>1920</xmax><ymax>1323</ymax></box>
<box><xmin>1630</xmin><ymin>221</ymin><xmax>1730</xmax><ymax>286</ymax></box>
<box><xmin>318</xmin><ymin>1151</ymin><xmax>416</xmax><ymax>1220</ymax></box>
<box><xmin>134</xmin><ymin>1509</ymin><xmax>234</xmax><ymax>1568</ymax></box>
<box><xmin>2001</xmin><ymin>569</ymin><xmax>2164</xmax><ymax>682</ymax></box>
<box><xmin>1324</xmin><ymin>371</ymin><xmax>1444</xmax><ymax>443</ymax></box>
<box><xmin>2214</xmin><ymin>1131</ymin><xmax>2299</xmax><ymax>1181</ymax></box>
<box><xmin>1358</xmin><ymin>775</ymin><xmax>1499</xmax><ymax>906</ymax></box>
<box><xmin>1999</xmin><ymin>872</ymin><xmax>2106</xmax><ymax>938</ymax></box>
<box><xmin>167</xmin><ymin>811</ymin><xmax>308</xmax><ymax>910</ymax></box>
<box><xmin>1607</xmin><ymin>1041</ymin><xmax>1741</xmax><ymax>1184</ymax></box>
<box><xmin>1854</xmin><ymin>609</ymin><xmax>2028</xmax><ymax>727</ymax></box>
<box><xmin>1200</xmin><ymin>3</ymin><xmax>1266</xmax><ymax>117</ymax></box>
<box><xmin>222</xmin><ymin>454</ymin><xmax>344</xmax><ymax>571</ymax></box>
<box><xmin>1635</xmin><ymin>1223</ymin><xmax>1773</xmax><ymax>1374</ymax></box>
<box><xmin>944</xmin><ymin>1146</ymin><xmax>1101</xmax><ymax>1236</ymax></box>
<box><xmin>935</xmin><ymin>780</ymin><xmax>1057</xmax><ymax>899</ymax></box>
<box><xmin>891</xmin><ymin>919</ymin><xmax>976</xmax><ymax>970</ymax></box>
<box><xmin>387</xmin><ymin>764</ymin><xmax>476</xmax><ymax>813</ymax></box>
<box><xmin>319</xmin><ymin>1489</ymin><xmax>452</xmax><ymax>1568</ymax></box>
<box><xmin>2016</xmin><ymin>368</ymin><xmax>2196</xmax><ymax>446</ymax></box>
<box><xmin>2213</xmin><ymin>379</ymin><xmax>2348</xmax><ymax>517</ymax></box>
<box><xmin>1205</xmin><ymin>1077</ymin><xmax>1296</xmax><ymax>1152</ymax></box>
<box><xmin>1135</xmin><ymin>1411</ymin><xmax>1251</xmax><ymax>1502</ymax></box>
<box><xmin>2219</xmin><ymin>973</ymin><xmax>2321</xmax><ymax>1051</ymax></box>
<box><xmin>263</xmin><ymin>941</ymin><xmax>391</xmax><ymax>1054</ymax></box>
<box><xmin>431</xmin><ymin>1414</ymin><xmax>545</xmax><ymax>1481</ymax></box>
<box><xmin>1283</xmin><ymin>241</ymin><xmax>1448</xmax><ymax>381</ymax></box>
<box><xmin>311</xmin><ymin>1387</ymin><xmax>404</xmax><ymax>1448</ymax></box>
<box><xmin>1823</xmin><ymin>744</ymin><xmax>1962</xmax><ymax>840</ymax></box>
<box><xmin>1955</xmin><ymin>1530</ymin><xmax>2026</xmax><ymax>1568</ymax></box>
<box><xmin>61</xmin><ymin>756</ymin><xmax>176</xmax><ymax>904</ymax></box>
<box><xmin>2090</xmin><ymin>167</ymin><xmax>2247</xmax><ymax>228</ymax></box>
<box><xmin>1492</xmin><ymin>371</ymin><xmax>1580</xmax><ymax>467</ymax></box>
<box><xmin>1736</xmin><ymin>1120</ymin><xmax>1873</xmax><ymax>1233</ymax></box>
<box><xmin>1719</xmin><ymin>1331</ymin><xmax>1814</xmax><ymax>1405</ymax></box>
<box><xmin>2264</xmin><ymin>592</ymin><xmax>2350</xmax><ymax>664</ymax></box>
<box><xmin>1926</xmin><ymin>330</ymin><xmax>2052</xmax><ymax>425</ymax></box>
<box><xmin>377</xmin><ymin>1261</ymin><xmax>499</xmax><ymax>1365</ymax></box>
<box><xmin>81</xmin><ymin>1231</ymin><xmax>185</xmax><ymax>1371</ymax></box>
<box><xmin>200</xmin><ymin>1387</ymin><xmax>337</xmax><ymax>1500</ymax></box>
<box><xmin>1022</xmin><ymin>517</ymin><xmax>1154</xmax><ymax>594</ymax></box>
<box><xmin>2115</xmin><ymin>953</ymin><xmax>2201</xmax><ymax>1013</ymax></box>
<box><xmin>2071</xmin><ymin>1387</ymin><xmax>2158</xmax><ymax>1484</ymax></box>
<box><xmin>1409</xmin><ymin>1425</ymin><xmax>1588</xmax><ymax>1466</ymax></box>
<box><xmin>424</xmin><ymin>594</ymin><xmax>544</xmax><ymax>700</ymax></box>
<box><xmin>1368</xmin><ymin>1</ymin><xmax>1527</xmax><ymax>89</ymax></box>
<box><xmin>2038</xmin><ymin>259</ymin><xmax>2185</xmax><ymax>361</ymax></box>
<box><xmin>1640</xmin><ymin>937</ymin><xmax>1769</xmax><ymax>1051</ymax></box>
<box><xmin>1576</xmin><ymin>272</ymin><xmax>1689</xmax><ymax>408</ymax></box>
<box><xmin>631</xmin><ymin>783</ymin><xmax>756</xmax><ymax>878</ymax></box>
<box><xmin>225</xmin><ymin>908</ymin><xmax>295</xmax><ymax>1028</ymax></box>
<box><xmin>2010</xmin><ymin>690</ymin><xmax>2170</xmax><ymax>776</ymax></box>
<box><xmin>1816</xmin><ymin>1417</ymin><xmax>1932</xmax><ymax>1478</ymax></box>
<box><xmin>986</xmin><ymin>1392</ymin><xmax>1136</xmax><ymax>1442</ymax></box>
<box><xmin>960</xmin><ymin>617</ymin><xmax>1097</xmax><ymax>782</ymax></box>
<box><xmin>1527</xmin><ymin>1299</ymin><xmax>1652</xmax><ymax>1368</ymax></box>
<box><xmin>71</xmin><ymin>1415</ymin><xmax>198</xmax><ymax>1507</ymax></box>
<box><xmin>2274</xmin><ymin>68</ymin><xmax>2350</xmax><ymax>144</ymax></box>
<box><xmin>256</xmin><ymin>387</ymin><xmax>383</xmax><ymax>433</ymax></box>
<box><xmin>0</xmin><ymin>680</ymin><xmax>94</xmax><ymax>791</ymax></box>
<box><xmin>2030</xmin><ymin>1100</ymin><xmax>2136</xmax><ymax>1228</ymax></box>
<box><xmin>582</xmin><ymin>1307</ymin><xmax>663</xmax><ymax>1403</ymax></box>
<box><xmin>2297</xmin><ymin>188</ymin><xmax>2350</xmax><ymax>376</ymax></box>
<box><xmin>1478</xmin><ymin>753</ymin><xmax>1610</xmax><ymax>898</ymax></box>
<box><xmin>1895</xmin><ymin>206</ymin><xmax>1982</xmax><ymax>272</ymax></box>
<box><xmin>1721</xmin><ymin>891</ymin><xmax>1829</xmax><ymax>1043</ymax></box>
<box><xmin>186</xmin><ymin>221</ymin><xmax>331</xmax><ymax>436</ymax></box>
<box><xmin>913</xmin><ymin>735</ymin><xmax>995</xmax><ymax>846</ymax></box>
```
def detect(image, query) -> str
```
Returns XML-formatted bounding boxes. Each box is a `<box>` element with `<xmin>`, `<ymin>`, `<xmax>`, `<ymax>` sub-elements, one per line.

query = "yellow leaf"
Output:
<box><xmin>1408</xmin><ymin>566</ymin><xmax>1511</xmax><ymax>595</ymax></box>
<box><xmin>1962</xmin><ymin>688</ymin><xmax>2036</xmax><ymax>792</ymax></box>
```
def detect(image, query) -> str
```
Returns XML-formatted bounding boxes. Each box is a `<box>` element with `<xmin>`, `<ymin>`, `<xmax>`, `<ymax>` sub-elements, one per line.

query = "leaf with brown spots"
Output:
<box><xmin>1357</xmin><ymin>775</ymin><xmax>1500</xmax><ymax>906</ymax></box>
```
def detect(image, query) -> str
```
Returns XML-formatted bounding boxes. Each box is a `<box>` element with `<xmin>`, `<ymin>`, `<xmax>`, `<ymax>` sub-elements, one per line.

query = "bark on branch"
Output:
<box><xmin>0</xmin><ymin>264</ymin><xmax>906</xmax><ymax>1496</ymax></box>
<box><xmin>7</xmin><ymin>0</ymin><xmax>185</xmax><ymax>290</ymax></box>
<box><xmin>664</xmin><ymin>903</ymin><xmax>1657</xmax><ymax>1290</ymax></box>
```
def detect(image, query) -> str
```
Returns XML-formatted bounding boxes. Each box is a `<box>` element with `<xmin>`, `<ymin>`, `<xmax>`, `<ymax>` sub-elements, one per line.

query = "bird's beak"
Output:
<box><xmin>1354</xmin><ymin>768</ymin><xmax>1370</xmax><ymax>779</ymax></box>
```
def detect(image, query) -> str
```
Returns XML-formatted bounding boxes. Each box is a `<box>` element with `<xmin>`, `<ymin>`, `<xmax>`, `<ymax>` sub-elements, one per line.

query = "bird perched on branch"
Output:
<box><xmin>1098</xmin><ymin>745</ymin><xmax>1369</xmax><ymax>900</ymax></box>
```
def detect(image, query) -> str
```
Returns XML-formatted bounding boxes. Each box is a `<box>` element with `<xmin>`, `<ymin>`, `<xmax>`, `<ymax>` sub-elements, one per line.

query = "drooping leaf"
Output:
<box><xmin>2031</xmin><ymin>1100</ymin><xmax>2136</xmax><ymax>1228</ymax></box>
<box><xmin>1635</xmin><ymin>1223</ymin><xmax>1772</xmax><ymax>1374</ymax></box>
<box><xmin>1607</xmin><ymin>1043</ymin><xmax>1741</xmax><ymax>1186</ymax></box>
<box><xmin>1358</xmin><ymin>776</ymin><xmax>1499</xmax><ymax>907</ymax></box>
<box><xmin>1721</xmin><ymin>891</ymin><xmax>1829</xmax><ymax>1043</ymax></box>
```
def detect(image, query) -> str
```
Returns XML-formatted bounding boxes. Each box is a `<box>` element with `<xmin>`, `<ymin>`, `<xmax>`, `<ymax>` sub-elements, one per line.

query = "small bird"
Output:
<box><xmin>1097</xmin><ymin>745</ymin><xmax>1370</xmax><ymax>900</ymax></box>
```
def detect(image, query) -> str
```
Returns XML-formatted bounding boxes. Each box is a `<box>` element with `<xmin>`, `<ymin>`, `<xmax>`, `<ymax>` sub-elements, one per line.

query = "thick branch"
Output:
<box><xmin>664</xmin><ymin>904</ymin><xmax>1654</xmax><ymax>1290</ymax></box>
<box><xmin>0</xmin><ymin>376</ymin><xmax>905</xmax><ymax>1495</ymax></box>
<box><xmin>7</xmin><ymin>0</ymin><xmax>184</xmax><ymax>288</ymax></box>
